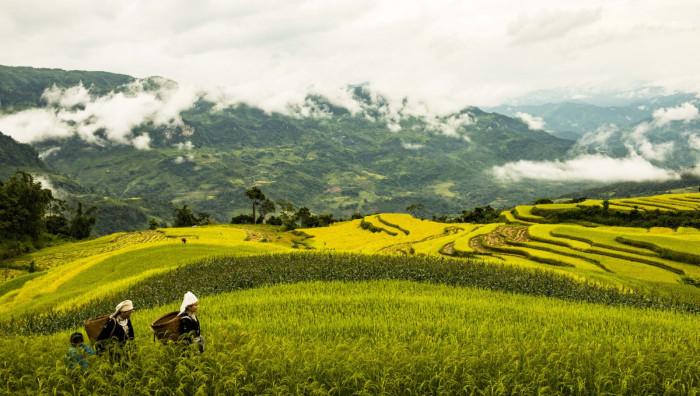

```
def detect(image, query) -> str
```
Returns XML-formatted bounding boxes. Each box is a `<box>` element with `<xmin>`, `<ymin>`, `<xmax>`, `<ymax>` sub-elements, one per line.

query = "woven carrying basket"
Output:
<box><xmin>84</xmin><ymin>314</ymin><xmax>111</xmax><ymax>342</ymax></box>
<box><xmin>151</xmin><ymin>311</ymin><xmax>182</xmax><ymax>342</ymax></box>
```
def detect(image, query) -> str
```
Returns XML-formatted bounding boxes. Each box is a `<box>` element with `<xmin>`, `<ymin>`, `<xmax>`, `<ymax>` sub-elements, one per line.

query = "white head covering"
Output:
<box><xmin>112</xmin><ymin>300</ymin><xmax>134</xmax><ymax>317</ymax></box>
<box><xmin>179</xmin><ymin>291</ymin><xmax>198</xmax><ymax>314</ymax></box>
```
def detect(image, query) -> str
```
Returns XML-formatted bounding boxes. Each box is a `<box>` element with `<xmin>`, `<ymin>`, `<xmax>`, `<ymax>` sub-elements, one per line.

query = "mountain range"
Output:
<box><xmin>1</xmin><ymin>65</ymin><xmax>699</xmax><ymax>234</ymax></box>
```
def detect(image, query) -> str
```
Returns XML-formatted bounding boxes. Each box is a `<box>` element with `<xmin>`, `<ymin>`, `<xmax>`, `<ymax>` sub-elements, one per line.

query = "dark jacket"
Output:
<box><xmin>178</xmin><ymin>312</ymin><xmax>200</xmax><ymax>342</ymax></box>
<box><xmin>96</xmin><ymin>317</ymin><xmax>134</xmax><ymax>353</ymax></box>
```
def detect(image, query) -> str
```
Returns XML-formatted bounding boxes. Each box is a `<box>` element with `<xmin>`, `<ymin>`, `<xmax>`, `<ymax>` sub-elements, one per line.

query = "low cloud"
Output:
<box><xmin>633</xmin><ymin>140</ymin><xmax>674</xmax><ymax>162</ymax></box>
<box><xmin>688</xmin><ymin>133</ymin><xmax>700</xmax><ymax>150</ymax></box>
<box><xmin>0</xmin><ymin>108</ymin><xmax>73</xmax><ymax>142</ymax></box>
<box><xmin>131</xmin><ymin>134</ymin><xmax>152</xmax><ymax>151</ymax></box>
<box><xmin>515</xmin><ymin>112</ymin><xmax>545</xmax><ymax>130</ymax></box>
<box><xmin>175</xmin><ymin>141</ymin><xmax>194</xmax><ymax>151</ymax></box>
<box><xmin>38</xmin><ymin>146</ymin><xmax>61</xmax><ymax>160</ymax></box>
<box><xmin>33</xmin><ymin>174</ymin><xmax>66</xmax><ymax>198</ymax></box>
<box><xmin>573</xmin><ymin>124</ymin><xmax>618</xmax><ymax>152</ymax></box>
<box><xmin>652</xmin><ymin>102</ymin><xmax>699</xmax><ymax>126</ymax></box>
<box><xmin>0</xmin><ymin>80</ymin><xmax>200</xmax><ymax>150</ymax></box>
<box><xmin>173</xmin><ymin>154</ymin><xmax>194</xmax><ymax>164</ymax></box>
<box><xmin>492</xmin><ymin>153</ymin><xmax>680</xmax><ymax>183</ymax></box>
<box><xmin>435</xmin><ymin>112</ymin><xmax>474</xmax><ymax>137</ymax></box>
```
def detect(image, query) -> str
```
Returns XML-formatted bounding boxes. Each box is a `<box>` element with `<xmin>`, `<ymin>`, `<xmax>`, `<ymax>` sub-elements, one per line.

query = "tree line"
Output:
<box><xmin>168</xmin><ymin>186</ymin><xmax>342</xmax><ymax>231</ymax></box>
<box><xmin>0</xmin><ymin>171</ymin><xmax>96</xmax><ymax>260</ymax></box>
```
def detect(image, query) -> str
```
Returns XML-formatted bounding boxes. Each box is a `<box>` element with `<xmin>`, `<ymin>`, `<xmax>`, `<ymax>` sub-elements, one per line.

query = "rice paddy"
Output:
<box><xmin>1</xmin><ymin>281</ymin><xmax>698</xmax><ymax>395</ymax></box>
<box><xmin>1</xmin><ymin>192</ymin><xmax>700</xmax><ymax>394</ymax></box>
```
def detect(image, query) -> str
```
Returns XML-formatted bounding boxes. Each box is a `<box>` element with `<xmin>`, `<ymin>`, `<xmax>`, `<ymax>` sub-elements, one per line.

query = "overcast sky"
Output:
<box><xmin>2</xmin><ymin>0</ymin><xmax>700</xmax><ymax>113</ymax></box>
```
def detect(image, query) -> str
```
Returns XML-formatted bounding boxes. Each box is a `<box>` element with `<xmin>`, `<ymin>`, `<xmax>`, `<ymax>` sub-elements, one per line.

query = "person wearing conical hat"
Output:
<box><xmin>96</xmin><ymin>300</ymin><xmax>135</xmax><ymax>356</ymax></box>
<box><xmin>178</xmin><ymin>292</ymin><xmax>204</xmax><ymax>353</ymax></box>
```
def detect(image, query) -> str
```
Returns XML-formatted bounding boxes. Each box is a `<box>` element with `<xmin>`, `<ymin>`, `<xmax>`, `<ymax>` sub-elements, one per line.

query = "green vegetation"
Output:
<box><xmin>0</xmin><ymin>172</ymin><xmax>99</xmax><ymax>263</ymax></box>
<box><xmin>617</xmin><ymin>234</ymin><xmax>700</xmax><ymax>265</ymax></box>
<box><xmin>0</xmin><ymin>132</ymin><xmax>45</xmax><ymax>178</ymax></box>
<box><xmin>1</xmin><ymin>281</ymin><xmax>698</xmax><ymax>395</ymax></box>
<box><xmin>5</xmin><ymin>252</ymin><xmax>697</xmax><ymax>336</ymax></box>
<box><xmin>0</xmin><ymin>65</ymin><xmax>583</xmax><ymax>231</ymax></box>
<box><xmin>359</xmin><ymin>218</ymin><xmax>398</xmax><ymax>235</ymax></box>
<box><xmin>375</xmin><ymin>215</ymin><xmax>410</xmax><ymax>235</ymax></box>
<box><xmin>0</xmin><ymin>64</ymin><xmax>133</xmax><ymax>111</ymax></box>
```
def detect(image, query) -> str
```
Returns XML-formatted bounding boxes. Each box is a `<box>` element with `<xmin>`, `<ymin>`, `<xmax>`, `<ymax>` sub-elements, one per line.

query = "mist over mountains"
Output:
<box><xmin>1</xmin><ymin>65</ymin><xmax>699</xmax><ymax>233</ymax></box>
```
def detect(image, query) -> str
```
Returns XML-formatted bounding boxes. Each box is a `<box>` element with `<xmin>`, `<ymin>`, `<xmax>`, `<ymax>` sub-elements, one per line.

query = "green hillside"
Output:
<box><xmin>0</xmin><ymin>65</ymin><xmax>582</xmax><ymax>229</ymax></box>
<box><xmin>0</xmin><ymin>65</ymin><xmax>133</xmax><ymax>111</ymax></box>
<box><xmin>0</xmin><ymin>132</ymin><xmax>45</xmax><ymax>178</ymax></box>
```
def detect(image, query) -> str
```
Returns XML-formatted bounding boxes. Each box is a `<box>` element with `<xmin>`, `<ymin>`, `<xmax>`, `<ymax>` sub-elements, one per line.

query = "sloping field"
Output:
<box><xmin>617</xmin><ymin>233</ymin><xmax>700</xmax><ymax>265</ymax></box>
<box><xmin>301</xmin><ymin>214</ymin><xmax>700</xmax><ymax>303</ymax></box>
<box><xmin>516</xmin><ymin>193</ymin><xmax>700</xmax><ymax>222</ymax></box>
<box><xmin>511</xmin><ymin>205</ymin><xmax>543</xmax><ymax>223</ymax></box>
<box><xmin>452</xmin><ymin>223</ymin><xmax>501</xmax><ymax>254</ymax></box>
<box><xmin>520</xmin><ymin>224</ymin><xmax>700</xmax><ymax>301</ymax></box>
<box><xmin>1</xmin><ymin>281</ymin><xmax>698</xmax><ymax>394</ymax></box>
<box><xmin>3</xmin><ymin>231</ymin><xmax>167</xmax><ymax>271</ymax></box>
<box><xmin>0</xmin><ymin>226</ymin><xmax>289</xmax><ymax>316</ymax></box>
<box><xmin>2</xmin><ymin>194</ymin><xmax>700</xmax><ymax>324</ymax></box>
<box><xmin>303</xmin><ymin>214</ymin><xmax>474</xmax><ymax>255</ymax></box>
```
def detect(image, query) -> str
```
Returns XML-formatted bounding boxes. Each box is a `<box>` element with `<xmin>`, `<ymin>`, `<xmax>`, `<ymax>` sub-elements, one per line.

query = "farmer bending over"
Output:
<box><xmin>178</xmin><ymin>291</ymin><xmax>204</xmax><ymax>353</ymax></box>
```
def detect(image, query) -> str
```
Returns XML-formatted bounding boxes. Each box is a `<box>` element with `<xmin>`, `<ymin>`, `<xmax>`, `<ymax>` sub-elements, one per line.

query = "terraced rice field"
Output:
<box><xmin>0</xmin><ymin>226</ymin><xmax>289</xmax><ymax>316</ymax></box>
<box><xmin>525</xmin><ymin>193</ymin><xmax>700</xmax><ymax>217</ymax></box>
<box><xmin>3</xmin><ymin>280</ymin><xmax>699</xmax><ymax>395</ymax></box>
<box><xmin>2</xmin><ymin>192</ymin><xmax>700</xmax><ymax>393</ymax></box>
<box><xmin>301</xmin><ymin>210</ymin><xmax>700</xmax><ymax>303</ymax></box>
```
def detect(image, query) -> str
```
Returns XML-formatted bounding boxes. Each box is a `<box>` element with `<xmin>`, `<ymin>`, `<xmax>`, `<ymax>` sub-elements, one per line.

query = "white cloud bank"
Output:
<box><xmin>652</xmin><ymin>102</ymin><xmax>699</xmax><ymax>126</ymax></box>
<box><xmin>0</xmin><ymin>80</ymin><xmax>199</xmax><ymax>149</ymax></box>
<box><xmin>2</xmin><ymin>1</ymin><xmax>700</xmax><ymax>113</ymax></box>
<box><xmin>492</xmin><ymin>154</ymin><xmax>680</xmax><ymax>183</ymax></box>
<box><xmin>515</xmin><ymin>112</ymin><xmax>545</xmax><ymax>130</ymax></box>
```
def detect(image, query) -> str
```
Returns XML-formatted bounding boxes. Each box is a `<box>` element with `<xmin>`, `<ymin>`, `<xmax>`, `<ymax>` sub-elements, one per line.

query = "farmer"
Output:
<box><xmin>65</xmin><ymin>332</ymin><xmax>95</xmax><ymax>370</ymax></box>
<box><xmin>178</xmin><ymin>291</ymin><xmax>204</xmax><ymax>353</ymax></box>
<box><xmin>96</xmin><ymin>299</ymin><xmax>135</xmax><ymax>357</ymax></box>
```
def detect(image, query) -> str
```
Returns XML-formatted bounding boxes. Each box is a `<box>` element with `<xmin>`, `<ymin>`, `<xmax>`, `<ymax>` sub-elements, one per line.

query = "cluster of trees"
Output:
<box><xmin>167</xmin><ymin>187</ymin><xmax>338</xmax><ymax>231</ymax></box>
<box><xmin>170</xmin><ymin>205</ymin><xmax>213</xmax><ymax>228</ymax></box>
<box><xmin>0</xmin><ymin>172</ymin><xmax>97</xmax><ymax>259</ymax></box>
<box><xmin>231</xmin><ymin>187</ymin><xmax>336</xmax><ymax>230</ymax></box>
<box><xmin>429</xmin><ymin>205</ymin><xmax>501</xmax><ymax>224</ymax></box>
<box><xmin>540</xmin><ymin>202</ymin><xmax>700</xmax><ymax>228</ymax></box>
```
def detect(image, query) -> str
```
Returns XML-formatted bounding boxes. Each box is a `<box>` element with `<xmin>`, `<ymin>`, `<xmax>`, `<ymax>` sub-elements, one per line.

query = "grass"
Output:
<box><xmin>1</xmin><ymin>281</ymin><xmax>698</xmax><ymax>395</ymax></box>
<box><xmin>512</xmin><ymin>206</ymin><xmax>543</xmax><ymax>223</ymax></box>
<box><xmin>303</xmin><ymin>214</ymin><xmax>469</xmax><ymax>254</ymax></box>
<box><xmin>5</xmin><ymin>252</ymin><xmax>695</xmax><ymax>336</ymax></box>
<box><xmin>0</xmin><ymin>226</ymin><xmax>289</xmax><ymax>316</ymax></box>
<box><xmin>5</xmin><ymin>215</ymin><xmax>700</xmax><ymax>319</ymax></box>
<box><xmin>516</xmin><ymin>224</ymin><xmax>700</xmax><ymax>303</ymax></box>
<box><xmin>1</xmin><ymin>200</ymin><xmax>700</xmax><ymax>393</ymax></box>
<box><xmin>616</xmin><ymin>233</ymin><xmax>700</xmax><ymax>265</ymax></box>
<box><xmin>550</xmin><ymin>226</ymin><xmax>657</xmax><ymax>257</ymax></box>
<box><xmin>519</xmin><ymin>193</ymin><xmax>700</xmax><ymax>220</ymax></box>
<box><xmin>411</xmin><ymin>225</ymin><xmax>478</xmax><ymax>255</ymax></box>
<box><xmin>1</xmin><ymin>231</ymin><xmax>166</xmax><ymax>271</ymax></box>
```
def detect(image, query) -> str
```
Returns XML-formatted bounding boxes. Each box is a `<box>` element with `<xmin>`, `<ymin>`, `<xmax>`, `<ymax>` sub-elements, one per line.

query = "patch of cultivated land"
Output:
<box><xmin>1</xmin><ymin>281</ymin><xmax>698</xmax><ymax>394</ymax></box>
<box><xmin>0</xmin><ymin>226</ymin><xmax>289</xmax><ymax>315</ymax></box>
<box><xmin>2</xmin><ymin>192</ymin><xmax>700</xmax><ymax>393</ymax></box>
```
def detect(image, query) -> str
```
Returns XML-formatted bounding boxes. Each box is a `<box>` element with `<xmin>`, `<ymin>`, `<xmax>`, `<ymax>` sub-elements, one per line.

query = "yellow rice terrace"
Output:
<box><xmin>1</xmin><ymin>193</ymin><xmax>700</xmax><ymax>394</ymax></box>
